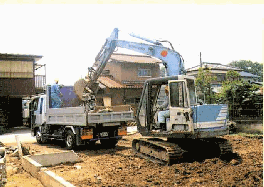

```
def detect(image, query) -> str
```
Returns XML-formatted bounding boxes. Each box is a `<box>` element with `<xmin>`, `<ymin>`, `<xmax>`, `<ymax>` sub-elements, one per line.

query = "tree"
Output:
<box><xmin>217</xmin><ymin>70</ymin><xmax>262</xmax><ymax>118</ymax></box>
<box><xmin>217</xmin><ymin>70</ymin><xmax>246</xmax><ymax>105</ymax></box>
<box><xmin>195</xmin><ymin>67</ymin><xmax>217</xmax><ymax>104</ymax></box>
<box><xmin>226</xmin><ymin>70</ymin><xmax>240</xmax><ymax>81</ymax></box>
<box><xmin>228</xmin><ymin>60</ymin><xmax>263</xmax><ymax>82</ymax></box>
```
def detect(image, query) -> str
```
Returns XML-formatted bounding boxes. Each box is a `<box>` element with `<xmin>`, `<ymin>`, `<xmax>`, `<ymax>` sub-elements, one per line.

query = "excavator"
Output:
<box><xmin>84</xmin><ymin>28</ymin><xmax>232</xmax><ymax>165</ymax></box>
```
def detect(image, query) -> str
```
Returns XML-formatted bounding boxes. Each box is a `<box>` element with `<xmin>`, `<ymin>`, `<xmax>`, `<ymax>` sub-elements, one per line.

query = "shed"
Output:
<box><xmin>0</xmin><ymin>53</ymin><xmax>43</xmax><ymax>129</ymax></box>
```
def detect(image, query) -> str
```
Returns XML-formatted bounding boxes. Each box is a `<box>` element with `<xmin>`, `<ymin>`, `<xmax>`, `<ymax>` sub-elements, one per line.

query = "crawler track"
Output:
<box><xmin>132</xmin><ymin>138</ymin><xmax>186</xmax><ymax>165</ymax></box>
<box><xmin>132</xmin><ymin>137</ymin><xmax>234</xmax><ymax>165</ymax></box>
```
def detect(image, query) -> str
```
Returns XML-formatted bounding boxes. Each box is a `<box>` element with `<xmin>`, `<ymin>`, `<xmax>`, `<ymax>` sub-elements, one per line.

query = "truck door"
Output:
<box><xmin>35</xmin><ymin>97</ymin><xmax>45</xmax><ymax>125</ymax></box>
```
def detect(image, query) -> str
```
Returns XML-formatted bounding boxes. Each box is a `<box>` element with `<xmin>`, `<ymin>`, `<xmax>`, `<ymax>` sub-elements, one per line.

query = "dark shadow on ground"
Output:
<box><xmin>1</xmin><ymin>126</ymin><xmax>31</xmax><ymax>135</ymax></box>
<box><xmin>30</xmin><ymin>139</ymin><xmax>130</xmax><ymax>156</ymax></box>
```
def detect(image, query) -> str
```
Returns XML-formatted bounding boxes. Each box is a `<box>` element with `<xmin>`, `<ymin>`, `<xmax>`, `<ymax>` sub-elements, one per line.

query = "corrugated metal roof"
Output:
<box><xmin>110</xmin><ymin>53</ymin><xmax>162</xmax><ymax>64</ymax></box>
<box><xmin>0</xmin><ymin>53</ymin><xmax>43</xmax><ymax>62</ymax></box>
<box><xmin>186</xmin><ymin>62</ymin><xmax>241</xmax><ymax>72</ymax></box>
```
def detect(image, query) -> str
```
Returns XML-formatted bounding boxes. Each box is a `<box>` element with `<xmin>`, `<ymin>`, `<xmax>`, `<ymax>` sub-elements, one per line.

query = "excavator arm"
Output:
<box><xmin>76</xmin><ymin>28</ymin><xmax>185</xmax><ymax>110</ymax></box>
<box><xmin>87</xmin><ymin>28</ymin><xmax>119</xmax><ymax>93</ymax></box>
<box><xmin>115</xmin><ymin>40</ymin><xmax>185</xmax><ymax>76</ymax></box>
<box><xmin>88</xmin><ymin>28</ymin><xmax>185</xmax><ymax>93</ymax></box>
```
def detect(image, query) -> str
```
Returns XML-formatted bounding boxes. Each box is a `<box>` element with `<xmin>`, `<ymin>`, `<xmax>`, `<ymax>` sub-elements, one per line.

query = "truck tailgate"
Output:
<box><xmin>46</xmin><ymin>107</ymin><xmax>86</xmax><ymax>126</ymax></box>
<box><xmin>88</xmin><ymin>111</ymin><xmax>134</xmax><ymax>124</ymax></box>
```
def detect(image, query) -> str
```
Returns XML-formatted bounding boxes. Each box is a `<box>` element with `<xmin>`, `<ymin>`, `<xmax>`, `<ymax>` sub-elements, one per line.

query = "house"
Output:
<box><xmin>186</xmin><ymin>62</ymin><xmax>260</xmax><ymax>93</ymax></box>
<box><xmin>239</xmin><ymin>71</ymin><xmax>260</xmax><ymax>83</ymax></box>
<box><xmin>93</xmin><ymin>53</ymin><xmax>161</xmax><ymax>109</ymax></box>
<box><xmin>0</xmin><ymin>53</ymin><xmax>44</xmax><ymax>128</ymax></box>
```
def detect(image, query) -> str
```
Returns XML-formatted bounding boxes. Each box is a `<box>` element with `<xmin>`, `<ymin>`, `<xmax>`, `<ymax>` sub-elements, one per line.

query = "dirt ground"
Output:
<box><xmin>5</xmin><ymin>156</ymin><xmax>43</xmax><ymax>187</ymax></box>
<box><xmin>5</xmin><ymin>131</ymin><xmax>262</xmax><ymax>187</ymax></box>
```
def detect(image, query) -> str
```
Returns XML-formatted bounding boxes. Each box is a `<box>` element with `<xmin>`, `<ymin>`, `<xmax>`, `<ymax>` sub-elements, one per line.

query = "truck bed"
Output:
<box><xmin>46</xmin><ymin>105</ymin><xmax>134</xmax><ymax>126</ymax></box>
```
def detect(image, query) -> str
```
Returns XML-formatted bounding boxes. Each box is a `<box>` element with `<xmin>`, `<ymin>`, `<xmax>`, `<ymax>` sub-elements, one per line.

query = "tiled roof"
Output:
<box><xmin>186</xmin><ymin>62</ymin><xmax>241</xmax><ymax>72</ymax></box>
<box><xmin>98</xmin><ymin>76</ymin><xmax>124</xmax><ymax>88</ymax></box>
<box><xmin>98</xmin><ymin>76</ymin><xmax>144</xmax><ymax>89</ymax></box>
<box><xmin>240</xmin><ymin>71</ymin><xmax>259</xmax><ymax>78</ymax></box>
<box><xmin>110</xmin><ymin>53</ymin><xmax>162</xmax><ymax>64</ymax></box>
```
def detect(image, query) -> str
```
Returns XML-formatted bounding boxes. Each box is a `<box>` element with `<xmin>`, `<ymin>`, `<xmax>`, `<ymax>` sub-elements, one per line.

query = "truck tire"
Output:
<box><xmin>100</xmin><ymin>139</ymin><xmax>118</xmax><ymax>148</ymax></box>
<box><xmin>65</xmin><ymin>130</ymin><xmax>76</xmax><ymax>150</ymax></box>
<box><xmin>36</xmin><ymin>128</ymin><xmax>46</xmax><ymax>144</ymax></box>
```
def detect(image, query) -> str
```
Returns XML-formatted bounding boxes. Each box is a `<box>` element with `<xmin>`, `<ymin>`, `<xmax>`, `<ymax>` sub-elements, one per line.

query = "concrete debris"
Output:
<box><xmin>74</xmin><ymin>165</ymin><xmax>82</xmax><ymax>169</ymax></box>
<box><xmin>6</xmin><ymin>165</ymin><xmax>19</xmax><ymax>175</ymax></box>
<box><xmin>6</xmin><ymin>145</ymin><xmax>30</xmax><ymax>157</ymax></box>
<box><xmin>21</xmin><ymin>144</ymin><xmax>30</xmax><ymax>155</ymax></box>
<box><xmin>0</xmin><ymin>142</ymin><xmax>6</xmax><ymax>186</ymax></box>
<box><xmin>10</xmin><ymin>149</ymin><xmax>19</xmax><ymax>157</ymax></box>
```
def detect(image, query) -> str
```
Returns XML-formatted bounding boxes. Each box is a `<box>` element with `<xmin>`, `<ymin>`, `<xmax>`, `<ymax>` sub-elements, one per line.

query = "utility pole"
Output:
<box><xmin>200</xmin><ymin>52</ymin><xmax>203</xmax><ymax>67</ymax></box>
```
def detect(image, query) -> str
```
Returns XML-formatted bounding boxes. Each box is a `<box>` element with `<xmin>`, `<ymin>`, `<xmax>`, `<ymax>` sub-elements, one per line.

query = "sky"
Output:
<box><xmin>0</xmin><ymin>3</ymin><xmax>263</xmax><ymax>85</ymax></box>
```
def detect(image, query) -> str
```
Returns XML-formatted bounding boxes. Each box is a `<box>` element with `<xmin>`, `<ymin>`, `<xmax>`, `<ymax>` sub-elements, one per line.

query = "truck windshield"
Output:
<box><xmin>169</xmin><ymin>81</ymin><xmax>188</xmax><ymax>108</ymax></box>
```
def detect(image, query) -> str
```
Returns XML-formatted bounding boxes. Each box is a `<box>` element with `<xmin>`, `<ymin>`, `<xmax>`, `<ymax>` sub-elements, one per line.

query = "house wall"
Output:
<box><xmin>111</xmin><ymin>89</ymin><xmax>125</xmax><ymax>106</ymax></box>
<box><xmin>0</xmin><ymin>78</ymin><xmax>35</xmax><ymax>96</ymax></box>
<box><xmin>99</xmin><ymin>88</ymin><xmax>143</xmax><ymax>114</ymax></box>
<box><xmin>104</xmin><ymin>62</ymin><xmax>122</xmax><ymax>82</ymax></box>
<box><xmin>104</xmin><ymin>61</ymin><xmax>160</xmax><ymax>83</ymax></box>
<box><xmin>0</xmin><ymin>60</ymin><xmax>34</xmax><ymax>78</ymax></box>
<box><xmin>121</xmin><ymin>62</ymin><xmax>160</xmax><ymax>82</ymax></box>
<box><xmin>187</xmin><ymin>70</ymin><xmax>239</xmax><ymax>85</ymax></box>
<box><xmin>99</xmin><ymin>57</ymin><xmax>160</xmax><ymax>113</ymax></box>
<box><xmin>0</xmin><ymin>60</ymin><xmax>35</xmax><ymax>96</ymax></box>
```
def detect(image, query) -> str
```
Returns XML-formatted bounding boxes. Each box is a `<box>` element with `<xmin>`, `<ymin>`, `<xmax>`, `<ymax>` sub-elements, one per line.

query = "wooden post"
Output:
<box><xmin>15</xmin><ymin>135</ymin><xmax>23</xmax><ymax>159</ymax></box>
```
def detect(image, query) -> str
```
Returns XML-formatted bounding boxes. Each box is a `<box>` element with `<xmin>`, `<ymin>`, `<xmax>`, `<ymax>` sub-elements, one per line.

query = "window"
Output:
<box><xmin>138</xmin><ymin>69</ymin><xmax>151</xmax><ymax>77</ymax></box>
<box><xmin>217</xmin><ymin>74</ymin><xmax>225</xmax><ymax>82</ymax></box>
<box><xmin>102</xmin><ymin>70</ymin><xmax>110</xmax><ymax>75</ymax></box>
<box><xmin>126</xmin><ymin>98</ymin><xmax>141</xmax><ymax>104</ymax></box>
<box><xmin>39</xmin><ymin>98</ymin><xmax>43</xmax><ymax>114</ymax></box>
<box><xmin>169</xmin><ymin>81</ymin><xmax>188</xmax><ymax>108</ymax></box>
<box><xmin>187</xmin><ymin>79</ymin><xmax>196</xmax><ymax>106</ymax></box>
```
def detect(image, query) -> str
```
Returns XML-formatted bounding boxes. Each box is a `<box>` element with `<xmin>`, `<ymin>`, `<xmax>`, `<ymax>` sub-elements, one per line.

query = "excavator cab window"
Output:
<box><xmin>138</xmin><ymin>85</ymin><xmax>148</xmax><ymax>127</ymax></box>
<box><xmin>186</xmin><ymin>79</ymin><xmax>196</xmax><ymax>106</ymax></box>
<box><xmin>169</xmin><ymin>81</ymin><xmax>188</xmax><ymax>108</ymax></box>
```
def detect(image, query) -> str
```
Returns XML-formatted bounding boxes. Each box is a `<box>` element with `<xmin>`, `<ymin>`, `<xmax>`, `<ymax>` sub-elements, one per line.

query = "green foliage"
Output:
<box><xmin>228</xmin><ymin>60</ymin><xmax>263</xmax><ymax>81</ymax></box>
<box><xmin>226</xmin><ymin>70</ymin><xmax>240</xmax><ymax>81</ymax></box>
<box><xmin>195</xmin><ymin>67</ymin><xmax>217</xmax><ymax>104</ymax></box>
<box><xmin>217</xmin><ymin>70</ymin><xmax>262</xmax><ymax>109</ymax></box>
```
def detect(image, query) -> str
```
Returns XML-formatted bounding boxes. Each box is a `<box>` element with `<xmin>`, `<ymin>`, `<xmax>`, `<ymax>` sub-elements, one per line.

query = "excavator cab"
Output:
<box><xmin>136</xmin><ymin>75</ymin><xmax>197</xmax><ymax>137</ymax></box>
<box><xmin>134</xmin><ymin>75</ymin><xmax>232</xmax><ymax>165</ymax></box>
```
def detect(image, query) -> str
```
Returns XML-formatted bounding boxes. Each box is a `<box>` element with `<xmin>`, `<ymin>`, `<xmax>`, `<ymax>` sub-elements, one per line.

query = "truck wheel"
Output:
<box><xmin>36</xmin><ymin>129</ymin><xmax>46</xmax><ymax>144</ymax></box>
<box><xmin>65</xmin><ymin>130</ymin><xmax>76</xmax><ymax>150</ymax></box>
<box><xmin>100</xmin><ymin>139</ymin><xmax>118</xmax><ymax>148</ymax></box>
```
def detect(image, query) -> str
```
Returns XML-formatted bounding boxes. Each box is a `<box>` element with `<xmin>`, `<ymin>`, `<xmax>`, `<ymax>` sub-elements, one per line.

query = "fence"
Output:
<box><xmin>229</xmin><ymin>103</ymin><xmax>263</xmax><ymax>122</ymax></box>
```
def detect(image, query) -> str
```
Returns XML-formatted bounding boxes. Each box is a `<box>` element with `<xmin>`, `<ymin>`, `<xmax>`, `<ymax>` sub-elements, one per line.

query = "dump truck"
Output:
<box><xmin>30</xmin><ymin>86</ymin><xmax>133</xmax><ymax>149</ymax></box>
